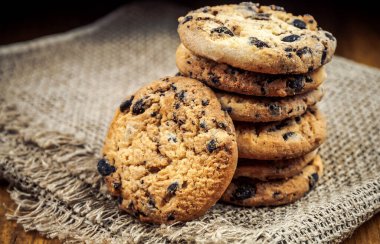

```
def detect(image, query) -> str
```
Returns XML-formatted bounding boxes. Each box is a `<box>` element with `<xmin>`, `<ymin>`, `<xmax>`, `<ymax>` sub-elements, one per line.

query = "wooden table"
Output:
<box><xmin>1</xmin><ymin>1</ymin><xmax>380</xmax><ymax>243</ymax></box>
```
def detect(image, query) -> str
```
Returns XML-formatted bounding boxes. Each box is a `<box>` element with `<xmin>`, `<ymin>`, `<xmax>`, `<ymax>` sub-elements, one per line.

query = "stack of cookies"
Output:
<box><xmin>98</xmin><ymin>2</ymin><xmax>337</xmax><ymax>224</ymax></box>
<box><xmin>176</xmin><ymin>3</ymin><xmax>336</xmax><ymax>207</ymax></box>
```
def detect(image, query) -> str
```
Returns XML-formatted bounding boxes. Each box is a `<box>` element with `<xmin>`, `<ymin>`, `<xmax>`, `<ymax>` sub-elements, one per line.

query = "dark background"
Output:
<box><xmin>1</xmin><ymin>0</ymin><xmax>380</xmax><ymax>68</ymax></box>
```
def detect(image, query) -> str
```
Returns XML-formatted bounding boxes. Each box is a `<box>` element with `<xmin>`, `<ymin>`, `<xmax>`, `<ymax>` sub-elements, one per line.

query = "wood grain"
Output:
<box><xmin>0</xmin><ymin>2</ymin><xmax>380</xmax><ymax>243</ymax></box>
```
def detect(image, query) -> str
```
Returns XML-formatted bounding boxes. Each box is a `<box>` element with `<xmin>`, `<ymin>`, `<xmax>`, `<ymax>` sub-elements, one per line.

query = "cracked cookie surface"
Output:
<box><xmin>176</xmin><ymin>44</ymin><xmax>326</xmax><ymax>97</ymax></box>
<box><xmin>101</xmin><ymin>76</ymin><xmax>238</xmax><ymax>223</ymax></box>
<box><xmin>216</xmin><ymin>88</ymin><xmax>323</xmax><ymax>122</ymax></box>
<box><xmin>236</xmin><ymin>107</ymin><xmax>326</xmax><ymax>160</ymax></box>
<box><xmin>221</xmin><ymin>154</ymin><xmax>323</xmax><ymax>206</ymax></box>
<box><xmin>178</xmin><ymin>3</ymin><xmax>336</xmax><ymax>74</ymax></box>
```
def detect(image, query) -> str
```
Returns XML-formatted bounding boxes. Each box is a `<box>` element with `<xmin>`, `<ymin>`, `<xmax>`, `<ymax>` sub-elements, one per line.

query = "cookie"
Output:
<box><xmin>176</xmin><ymin>44</ymin><xmax>326</xmax><ymax>97</ymax></box>
<box><xmin>237</xmin><ymin>150</ymin><xmax>317</xmax><ymax>181</ymax></box>
<box><xmin>236</xmin><ymin>107</ymin><xmax>326</xmax><ymax>160</ymax></box>
<box><xmin>216</xmin><ymin>88</ymin><xmax>323</xmax><ymax>122</ymax></box>
<box><xmin>100</xmin><ymin>76</ymin><xmax>238</xmax><ymax>224</ymax></box>
<box><xmin>221</xmin><ymin>154</ymin><xmax>323</xmax><ymax>206</ymax></box>
<box><xmin>178</xmin><ymin>3</ymin><xmax>336</xmax><ymax>74</ymax></box>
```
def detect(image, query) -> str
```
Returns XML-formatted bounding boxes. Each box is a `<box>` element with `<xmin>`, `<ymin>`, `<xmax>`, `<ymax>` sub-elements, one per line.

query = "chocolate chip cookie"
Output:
<box><xmin>221</xmin><ymin>154</ymin><xmax>323</xmax><ymax>206</ymax></box>
<box><xmin>237</xmin><ymin>150</ymin><xmax>317</xmax><ymax>181</ymax></box>
<box><xmin>100</xmin><ymin>76</ymin><xmax>238</xmax><ymax>224</ymax></box>
<box><xmin>216</xmin><ymin>88</ymin><xmax>323</xmax><ymax>122</ymax></box>
<box><xmin>236</xmin><ymin>107</ymin><xmax>326</xmax><ymax>160</ymax></box>
<box><xmin>178</xmin><ymin>3</ymin><xmax>336</xmax><ymax>74</ymax></box>
<box><xmin>176</xmin><ymin>44</ymin><xmax>326</xmax><ymax>97</ymax></box>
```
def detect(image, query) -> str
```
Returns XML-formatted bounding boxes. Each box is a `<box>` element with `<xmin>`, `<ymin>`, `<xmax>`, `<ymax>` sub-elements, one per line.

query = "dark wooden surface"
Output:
<box><xmin>1</xmin><ymin>1</ymin><xmax>380</xmax><ymax>243</ymax></box>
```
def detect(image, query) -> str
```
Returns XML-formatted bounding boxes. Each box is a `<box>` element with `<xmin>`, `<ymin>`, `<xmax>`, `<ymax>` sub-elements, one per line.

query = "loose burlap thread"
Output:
<box><xmin>0</xmin><ymin>2</ymin><xmax>379</xmax><ymax>243</ymax></box>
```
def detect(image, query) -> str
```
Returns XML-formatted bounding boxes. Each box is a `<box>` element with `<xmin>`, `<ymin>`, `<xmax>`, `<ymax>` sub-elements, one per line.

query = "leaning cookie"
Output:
<box><xmin>237</xmin><ymin>150</ymin><xmax>317</xmax><ymax>181</ymax></box>
<box><xmin>178</xmin><ymin>3</ymin><xmax>336</xmax><ymax>74</ymax></box>
<box><xmin>216</xmin><ymin>88</ymin><xmax>323</xmax><ymax>122</ymax></box>
<box><xmin>176</xmin><ymin>44</ymin><xmax>326</xmax><ymax>97</ymax></box>
<box><xmin>221</xmin><ymin>154</ymin><xmax>323</xmax><ymax>207</ymax></box>
<box><xmin>236</xmin><ymin>107</ymin><xmax>326</xmax><ymax>160</ymax></box>
<box><xmin>99</xmin><ymin>76</ymin><xmax>238</xmax><ymax>224</ymax></box>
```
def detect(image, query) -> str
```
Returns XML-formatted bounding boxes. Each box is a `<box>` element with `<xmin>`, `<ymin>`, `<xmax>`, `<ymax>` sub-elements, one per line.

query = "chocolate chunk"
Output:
<box><xmin>167</xmin><ymin>182</ymin><xmax>179</xmax><ymax>195</ymax></box>
<box><xmin>222</xmin><ymin>106</ymin><xmax>233</xmax><ymax>114</ymax></box>
<box><xmin>119</xmin><ymin>96</ymin><xmax>134</xmax><ymax>113</ymax></box>
<box><xmin>321</xmin><ymin>46</ymin><xmax>328</xmax><ymax>65</ymax></box>
<box><xmin>273</xmin><ymin>191</ymin><xmax>282</xmax><ymax>199</ymax></box>
<box><xmin>97</xmin><ymin>159</ymin><xmax>116</xmax><ymax>176</ymax></box>
<box><xmin>324</xmin><ymin>32</ymin><xmax>335</xmax><ymax>40</ymax></box>
<box><xmin>283</xmin><ymin>132</ymin><xmax>296</xmax><ymax>141</ymax></box>
<box><xmin>200</xmin><ymin>121</ymin><xmax>207</xmax><ymax>129</ymax></box>
<box><xmin>117</xmin><ymin>196</ymin><xmax>123</xmax><ymax>204</ymax></box>
<box><xmin>113</xmin><ymin>182</ymin><xmax>121</xmax><ymax>190</ymax></box>
<box><xmin>202</xmin><ymin>99</ymin><xmax>209</xmax><ymax>106</ymax></box>
<box><xmin>309</xmin><ymin>172</ymin><xmax>319</xmax><ymax>189</ymax></box>
<box><xmin>248</xmin><ymin>37</ymin><xmax>269</xmax><ymax>48</ymax></box>
<box><xmin>182</xmin><ymin>15</ymin><xmax>193</xmax><ymax>24</ymax></box>
<box><xmin>148</xmin><ymin>166</ymin><xmax>160</xmax><ymax>174</ymax></box>
<box><xmin>307</xmin><ymin>66</ymin><xmax>314</xmax><ymax>73</ymax></box>
<box><xmin>268</xmin><ymin>103</ymin><xmax>280</xmax><ymax>116</ymax></box>
<box><xmin>232</xmin><ymin>177</ymin><xmax>256</xmax><ymax>200</ymax></box>
<box><xmin>292</xmin><ymin>19</ymin><xmax>306</xmax><ymax>29</ymax></box>
<box><xmin>132</xmin><ymin>99</ymin><xmax>147</xmax><ymax>115</ymax></box>
<box><xmin>207</xmin><ymin>139</ymin><xmax>217</xmax><ymax>153</ymax></box>
<box><xmin>176</xmin><ymin>90</ymin><xmax>186</xmax><ymax>102</ymax></box>
<box><xmin>211</xmin><ymin>26</ymin><xmax>234</xmax><ymax>36</ymax></box>
<box><xmin>167</xmin><ymin>212</ymin><xmax>175</xmax><ymax>221</ymax></box>
<box><xmin>281</xmin><ymin>35</ymin><xmax>300</xmax><ymax>42</ymax></box>
<box><xmin>296</xmin><ymin>47</ymin><xmax>311</xmax><ymax>57</ymax></box>
<box><xmin>287</xmin><ymin>76</ymin><xmax>304</xmax><ymax>92</ymax></box>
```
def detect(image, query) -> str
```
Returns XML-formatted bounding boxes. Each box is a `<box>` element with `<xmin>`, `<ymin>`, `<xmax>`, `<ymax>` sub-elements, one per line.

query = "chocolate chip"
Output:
<box><xmin>200</xmin><ymin>121</ymin><xmax>207</xmax><ymax>129</ymax></box>
<box><xmin>168</xmin><ymin>134</ymin><xmax>177</xmax><ymax>143</ymax></box>
<box><xmin>321</xmin><ymin>46</ymin><xmax>328</xmax><ymax>65</ymax></box>
<box><xmin>148</xmin><ymin>195</ymin><xmax>157</xmax><ymax>209</ymax></box>
<box><xmin>268</xmin><ymin>103</ymin><xmax>280</xmax><ymax>116</ymax></box>
<box><xmin>151</xmin><ymin>111</ymin><xmax>158</xmax><ymax>117</ymax></box>
<box><xmin>248</xmin><ymin>37</ymin><xmax>269</xmax><ymax>48</ymax></box>
<box><xmin>167</xmin><ymin>182</ymin><xmax>179</xmax><ymax>195</ymax></box>
<box><xmin>97</xmin><ymin>159</ymin><xmax>116</xmax><ymax>176</ymax></box>
<box><xmin>175</xmin><ymin>103</ymin><xmax>180</xmax><ymax>109</ymax></box>
<box><xmin>119</xmin><ymin>96</ymin><xmax>134</xmax><ymax>113</ymax></box>
<box><xmin>268</xmin><ymin>120</ymin><xmax>290</xmax><ymax>132</ymax></box>
<box><xmin>292</xmin><ymin>19</ymin><xmax>306</xmax><ymax>29</ymax></box>
<box><xmin>176</xmin><ymin>90</ymin><xmax>186</xmax><ymax>102</ymax></box>
<box><xmin>211</xmin><ymin>26</ymin><xmax>234</xmax><ymax>36</ymax></box>
<box><xmin>232</xmin><ymin>177</ymin><xmax>256</xmax><ymax>200</ymax></box>
<box><xmin>273</xmin><ymin>191</ymin><xmax>282</xmax><ymax>199</ymax></box>
<box><xmin>207</xmin><ymin>139</ymin><xmax>217</xmax><ymax>153</ymax></box>
<box><xmin>217</xmin><ymin>122</ymin><xmax>227</xmax><ymax>129</ymax></box>
<box><xmin>209</xmin><ymin>75</ymin><xmax>220</xmax><ymax>85</ymax></box>
<box><xmin>222</xmin><ymin>106</ymin><xmax>233</xmax><ymax>114</ymax></box>
<box><xmin>295</xmin><ymin>116</ymin><xmax>301</xmax><ymax>123</ymax></box>
<box><xmin>202</xmin><ymin>99</ymin><xmax>209</xmax><ymax>106</ymax></box>
<box><xmin>148</xmin><ymin>166</ymin><xmax>160</xmax><ymax>174</ymax></box>
<box><xmin>296</xmin><ymin>47</ymin><xmax>311</xmax><ymax>57</ymax></box>
<box><xmin>113</xmin><ymin>182</ymin><xmax>121</xmax><ymax>190</ymax></box>
<box><xmin>309</xmin><ymin>173</ymin><xmax>319</xmax><ymax>189</ymax></box>
<box><xmin>281</xmin><ymin>35</ymin><xmax>300</xmax><ymax>42</ymax></box>
<box><xmin>182</xmin><ymin>15</ymin><xmax>193</xmax><ymax>24</ymax></box>
<box><xmin>174</xmin><ymin>72</ymin><xmax>181</xmax><ymax>77</ymax></box>
<box><xmin>167</xmin><ymin>212</ymin><xmax>175</xmax><ymax>221</ymax></box>
<box><xmin>287</xmin><ymin>76</ymin><xmax>304</xmax><ymax>92</ymax></box>
<box><xmin>132</xmin><ymin>99</ymin><xmax>146</xmax><ymax>115</ymax></box>
<box><xmin>307</xmin><ymin>67</ymin><xmax>314</xmax><ymax>73</ymax></box>
<box><xmin>324</xmin><ymin>32</ymin><xmax>335</xmax><ymax>41</ymax></box>
<box><xmin>251</xmin><ymin>13</ymin><xmax>271</xmax><ymax>20</ymax></box>
<box><xmin>170</xmin><ymin>83</ymin><xmax>177</xmax><ymax>91</ymax></box>
<box><xmin>284</xmin><ymin>47</ymin><xmax>293</xmax><ymax>52</ymax></box>
<box><xmin>283</xmin><ymin>132</ymin><xmax>296</xmax><ymax>141</ymax></box>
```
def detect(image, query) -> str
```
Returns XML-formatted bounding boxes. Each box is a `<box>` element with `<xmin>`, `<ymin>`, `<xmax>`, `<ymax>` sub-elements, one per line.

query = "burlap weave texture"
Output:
<box><xmin>0</xmin><ymin>2</ymin><xmax>379</xmax><ymax>243</ymax></box>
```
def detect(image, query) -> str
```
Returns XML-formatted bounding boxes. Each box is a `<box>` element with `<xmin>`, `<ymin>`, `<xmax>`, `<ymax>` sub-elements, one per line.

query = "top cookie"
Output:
<box><xmin>178</xmin><ymin>2</ymin><xmax>337</xmax><ymax>74</ymax></box>
<box><xmin>100</xmin><ymin>76</ymin><xmax>238</xmax><ymax>224</ymax></box>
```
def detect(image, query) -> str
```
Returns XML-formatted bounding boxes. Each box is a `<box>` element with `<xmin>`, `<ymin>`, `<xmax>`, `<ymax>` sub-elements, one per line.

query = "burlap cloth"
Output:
<box><xmin>0</xmin><ymin>2</ymin><xmax>379</xmax><ymax>243</ymax></box>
